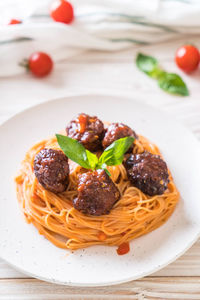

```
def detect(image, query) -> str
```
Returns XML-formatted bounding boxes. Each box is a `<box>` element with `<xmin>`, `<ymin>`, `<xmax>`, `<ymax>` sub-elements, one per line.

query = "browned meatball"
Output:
<box><xmin>66</xmin><ymin>113</ymin><xmax>104</xmax><ymax>152</ymax></box>
<box><xmin>73</xmin><ymin>169</ymin><xmax>120</xmax><ymax>216</ymax></box>
<box><xmin>34</xmin><ymin>148</ymin><xmax>69</xmax><ymax>193</ymax></box>
<box><xmin>102</xmin><ymin>123</ymin><xmax>137</xmax><ymax>151</ymax></box>
<box><xmin>123</xmin><ymin>152</ymin><xmax>169</xmax><ymax>196</ymax></box>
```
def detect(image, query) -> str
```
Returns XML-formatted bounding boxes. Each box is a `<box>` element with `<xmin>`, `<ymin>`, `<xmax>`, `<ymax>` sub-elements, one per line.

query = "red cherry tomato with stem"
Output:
<box><xmin>175</xmin><ymin>45</ymin><xmax>200</xmax><ymax>73</ymax></box>
<box><xmin>50</xmin><ymin>0</ymin><xmax>74</xmax><ymax>24</ymax></box>
<box><xmin>8</xmin><ymin>19</ymin><xmax>22</xmax><ymax>25</ymax></box>
<box><xmin>28</xmin><ymin>52</ymin><xmax>53</xmax><ymax>77</ymax></box>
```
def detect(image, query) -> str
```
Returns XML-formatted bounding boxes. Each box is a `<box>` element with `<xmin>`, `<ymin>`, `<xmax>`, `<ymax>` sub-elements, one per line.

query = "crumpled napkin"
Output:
<box><xmin>1</xmin><ymin>0</ymin><xmax>200</xmax><ymax>76</ymax></box>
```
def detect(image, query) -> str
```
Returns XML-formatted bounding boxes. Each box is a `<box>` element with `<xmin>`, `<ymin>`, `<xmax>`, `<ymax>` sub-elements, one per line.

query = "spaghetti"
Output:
<box><xmin>15</xmin><ymin>134</ymin><xmax>179</xmax><ymax>250</ymax></box>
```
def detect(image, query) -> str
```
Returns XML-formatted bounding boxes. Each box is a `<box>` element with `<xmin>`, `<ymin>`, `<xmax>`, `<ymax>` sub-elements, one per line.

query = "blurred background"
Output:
<box><xmin>1</xmin><ymin>0</ymin><xmax>200</xmax><ymax>76</ymax></box>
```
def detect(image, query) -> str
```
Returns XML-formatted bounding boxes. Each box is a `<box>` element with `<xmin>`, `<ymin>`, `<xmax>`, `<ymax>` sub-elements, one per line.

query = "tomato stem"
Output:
<box><xmin>19</xmin><ymin>59</ymin><xmax>29</xmax><ymax>71</ymax></box>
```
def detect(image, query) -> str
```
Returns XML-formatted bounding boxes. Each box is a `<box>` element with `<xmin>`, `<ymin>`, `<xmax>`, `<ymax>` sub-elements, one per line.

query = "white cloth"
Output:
<box><xmin>1</xmin><ymin>0</ymin><xmax>200</xmax><ymax>77</ymax></box>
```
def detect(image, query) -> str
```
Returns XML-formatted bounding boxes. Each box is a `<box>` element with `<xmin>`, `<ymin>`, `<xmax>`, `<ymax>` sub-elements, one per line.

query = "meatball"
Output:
<box><xmin>34</xmin><ymin>148</ymin><xmax>69</xmax><ymax>193</ymax></box>
<box><xmin>66</xmin><ymin>113</ymin><xmax>104</xmax><ymax>152</ymax></box>
<box><xmin>123</xmin><ymin>152</ymin><xmax>169</xmax><ymax>196</ymax></box>
<box><xmin>73</xmin><ymin>169</ymin><xmax>120</xmax><ymax>216</ymax></box>
<box><xmin>102</xmin><ymin>123</ymin><xmax>137</xmax><ymax>151</ymax></box>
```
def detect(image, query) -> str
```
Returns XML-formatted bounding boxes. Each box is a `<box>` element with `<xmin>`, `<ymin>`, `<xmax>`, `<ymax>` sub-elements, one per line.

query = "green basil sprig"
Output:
<box><xmin>56</xmin><ymin>134</ymin><xmax>134</xmax><ymax>176</ymax></box>
<box><xmin>136</xmin><ymin>53</ymin><xmax>189</xmax><ymax>96</ymax></box>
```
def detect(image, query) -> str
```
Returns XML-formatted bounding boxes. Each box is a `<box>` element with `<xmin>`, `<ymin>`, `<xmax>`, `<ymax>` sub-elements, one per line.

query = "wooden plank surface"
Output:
<box><xmin>1</xmin><ymin>278</ymin><xmax>200</xmax><ymax>299</ymax></box>
<box><xmin>1</xmin><ymin>36</ymin><xmax>200</xmax><ymax>298</ymax></box>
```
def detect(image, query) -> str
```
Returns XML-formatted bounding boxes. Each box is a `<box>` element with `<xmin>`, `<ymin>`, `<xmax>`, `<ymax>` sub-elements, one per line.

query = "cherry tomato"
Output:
<box><xmin>8</xmin><ymin>19</ymin><xmax>22</xmax><ymax>25</ymax></box>
<box><xmin>28</xmin><ymin>52</ymin><xmax>53</xmax><ymax>77</ymax></box>
<box><xmin>117</xmin><ymin>242</ymin><xmax>130</xmax><ymax>255</ymax></box>
<box><xmin>50</xmin><ymin>0</ymin><xmax>74</xmax><ymax>24</ymax></box>
<box><xmin>175</xmin><ymin>45</ymin><xmax>200</xmax><ymax>73</ymax></box>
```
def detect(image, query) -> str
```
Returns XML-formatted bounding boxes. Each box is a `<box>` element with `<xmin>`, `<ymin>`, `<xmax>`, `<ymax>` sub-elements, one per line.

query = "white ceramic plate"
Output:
<box><xmin>1</xmin><ymin>95</ymin><xmax>200</xmax><ymax>286</ymax></box>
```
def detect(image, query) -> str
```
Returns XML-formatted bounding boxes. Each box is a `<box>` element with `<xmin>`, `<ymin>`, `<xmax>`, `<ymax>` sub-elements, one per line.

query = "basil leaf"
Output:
<box><xmin>56</xmin><ymin>134</ymin><xmax>91</xmax><ymax>169</ymax></box>
<box><xmin>85</xmin><ymin>150</ymin><xmax>98</xmax><ymax>170</ymax></box>
<box><xmin>98</xmin><ymin>136</ymin><xmax>134</xmax><ymax>167</ymax></box>
<box><xmin>158</xmin><ymin>73</ymin><xmax>189</xmax><ymax>96</ymax></box>
<box><xmin>136</xmin><ymin>53</ymin><xmax>159</xmax><ymax>76</ymax></box>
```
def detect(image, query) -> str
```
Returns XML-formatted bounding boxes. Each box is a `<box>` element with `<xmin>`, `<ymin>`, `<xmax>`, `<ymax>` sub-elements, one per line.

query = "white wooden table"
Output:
<box><xmin>1</xmin><ymin>36</ymin><xmax>200</xmax><ymax>299</ymax></box>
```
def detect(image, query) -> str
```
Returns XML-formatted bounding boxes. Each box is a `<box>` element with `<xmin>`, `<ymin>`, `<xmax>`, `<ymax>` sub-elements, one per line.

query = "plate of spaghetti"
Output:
<box><xmin>0</xmin><ymin>94</ymin><xmax>200</xmax><ymax>286</ymax></box>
